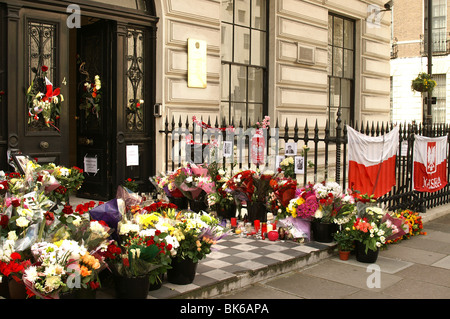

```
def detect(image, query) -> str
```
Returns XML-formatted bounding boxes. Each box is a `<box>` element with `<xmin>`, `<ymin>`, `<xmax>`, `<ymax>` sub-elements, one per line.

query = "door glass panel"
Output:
<box><xmin>27</xmin><ymin>20</ymin><xmax>59</xmax><ymax>132</ymax></box>
<box><xmin>126</xmin><ymin>27</ymin><xmax>145</xmax><ymax>132</ymax></box>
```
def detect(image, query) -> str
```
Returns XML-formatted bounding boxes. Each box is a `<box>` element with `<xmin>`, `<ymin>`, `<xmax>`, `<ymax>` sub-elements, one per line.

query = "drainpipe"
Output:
<box><xmin>426</xmin><ymin>0</ymin><xmax>433</xmax><ymax>130</ymax></box>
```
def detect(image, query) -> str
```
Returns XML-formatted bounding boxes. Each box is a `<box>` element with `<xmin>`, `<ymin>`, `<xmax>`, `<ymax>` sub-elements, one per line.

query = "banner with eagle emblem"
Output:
<box><xmin>413</xmin><ymin>135</ymin><xmax>448</xmax><ymax>192</ymax></box>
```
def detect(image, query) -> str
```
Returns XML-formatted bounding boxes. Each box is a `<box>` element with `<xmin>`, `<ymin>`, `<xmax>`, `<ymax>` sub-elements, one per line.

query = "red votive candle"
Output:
<box><xmin>254</xmin><ymin>220</ymin><xmax>260</xmax><ymax>232</ymax></box>
<box><xmin>261</xmin><ymin>222</ymin><xmax>267</xmax><ymax>234</ymax></box>
<box><xmin>231</xmin><ymin>218</ymin><xmax>237</xmax><ymax>227</ymax></box>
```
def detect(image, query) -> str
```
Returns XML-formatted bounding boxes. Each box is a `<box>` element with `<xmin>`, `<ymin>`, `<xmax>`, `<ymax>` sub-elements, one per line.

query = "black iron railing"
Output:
<box><xmin>160</xmin><ymin>114</ymin><xmax>450</xmax><ymax>213</ymax></box>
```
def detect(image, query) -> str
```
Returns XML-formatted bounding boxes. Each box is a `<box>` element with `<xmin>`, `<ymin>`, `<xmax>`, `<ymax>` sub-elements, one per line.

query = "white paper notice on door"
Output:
<box><xmin>84</xmin><ymin>155</ymin><xmax>98</xmax><ymax>174</ymax></box>
<box><xmin>126</xmin><ymin>145</ymin><xmax>139</xmax><ymax>166</ymax></box>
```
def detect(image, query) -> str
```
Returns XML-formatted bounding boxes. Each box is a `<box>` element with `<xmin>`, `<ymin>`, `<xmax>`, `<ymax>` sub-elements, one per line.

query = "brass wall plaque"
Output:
<box><xmin>187</xmin><ymin>38</ymin><xmax>207</xmax><ymax>88</ymax></box>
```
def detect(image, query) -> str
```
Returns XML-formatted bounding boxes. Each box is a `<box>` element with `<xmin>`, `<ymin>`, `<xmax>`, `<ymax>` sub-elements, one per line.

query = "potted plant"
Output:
<box><xmin>411</xmin><ymin>72</ymin><xmax>436</xmax><ymax>94</ymax></box>
<box><xmin>346</xmin><ymin>206</ymin><xmax>397</xmax><ymax>263</ymax></box>
<box><xmin>164</xmin><ymin>210</ymin><xmax>230</xmax><ymax>285</ymax></box>
<box><xmin>102</xmin><ymin>213</ymin><xmax>175</xmax><ymax>298</ymax></box>
<box><xmin>333</xmin><ymin>228</ymin><xmax>354</xmax><ymax>260</ymax></box>
<box><xmin>311</xmin><ymin>181</ymin><xmax>355</xmax><ymax>243</ymax></box>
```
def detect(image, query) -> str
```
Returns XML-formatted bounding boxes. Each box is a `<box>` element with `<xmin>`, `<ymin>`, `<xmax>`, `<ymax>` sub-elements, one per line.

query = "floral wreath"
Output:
<box><xmin>79</xmin><ymin>62</ymin><xmax>102</xmax><ymax>118</ymax></box>
<box><xmin>26</xmin><ymin>65</ymin><xmax>63</xmax><ymax>132</ymax></box>
<box><xmin>186</xmin><ymin>116</ymin><xmax>234</xmax><ymax>147</ymax></box>
<box><xmin>128</xmin><ymin>99</ymin><xmax>144</xmax><ymax>113</ymax></box>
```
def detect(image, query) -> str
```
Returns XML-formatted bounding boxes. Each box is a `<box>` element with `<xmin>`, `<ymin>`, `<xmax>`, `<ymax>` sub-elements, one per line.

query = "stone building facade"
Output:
<box><xmin>0</xmin><ymin>0</ymin><xmax>392</xmax><ymax>199</ymax></box>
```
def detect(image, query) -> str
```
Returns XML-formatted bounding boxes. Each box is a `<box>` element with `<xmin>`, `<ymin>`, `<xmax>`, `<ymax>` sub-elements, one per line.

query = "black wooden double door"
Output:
<box><xmin>4</xmin><ymin>7</ymin><xmax>156</xmax><ymax>200</ymax></box>
<box><xmin>76</xmin><ymin>20</ymin><xmax>156</xmax><ymax>200</ymax></box>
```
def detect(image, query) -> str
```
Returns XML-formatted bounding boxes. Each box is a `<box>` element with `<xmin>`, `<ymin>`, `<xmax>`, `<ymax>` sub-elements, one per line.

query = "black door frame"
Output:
<box><xmin>1</xmin><ymin>0</ymin><xmax>158</xmax><ymax>198</ymax></box>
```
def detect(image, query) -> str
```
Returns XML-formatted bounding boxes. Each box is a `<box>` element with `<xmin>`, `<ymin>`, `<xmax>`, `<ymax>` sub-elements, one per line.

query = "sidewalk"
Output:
<box><xmin>213</xmin><ymin>206</ymin><xmax>450</xmax><ymax>299</ymax></box>
<box><xmin>92</xmin><ymin>202</ymin><xmax>450</xmax><ymax>299</ymax></box>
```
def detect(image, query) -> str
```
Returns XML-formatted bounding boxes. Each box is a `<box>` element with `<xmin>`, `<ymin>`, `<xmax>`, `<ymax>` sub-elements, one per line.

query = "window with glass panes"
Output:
<box><xmin>432</xmin><ymin>74</ymin><xmax>446</xmax><ymax>123</ymax></box>
<box><xmin>424</xmin><ymin>0</ymin><xmax>447</xmax><ymax>54</ymax></box>
<box><xmin>328</xmin><ymin>14</ymin><xmax>355</xmax><ymax>133</ymax></box>
<box><xmin>221</xmin><ymin>0</ymin><xmax>267</xmax><ymax>125</ymax></box>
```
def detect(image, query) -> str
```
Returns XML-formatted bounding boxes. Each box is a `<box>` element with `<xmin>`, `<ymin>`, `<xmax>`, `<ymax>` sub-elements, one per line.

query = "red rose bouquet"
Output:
<box><xmin>225</xmin><ymin>170</ymin><xmax>255</xmax><ymax>204</ymax></box>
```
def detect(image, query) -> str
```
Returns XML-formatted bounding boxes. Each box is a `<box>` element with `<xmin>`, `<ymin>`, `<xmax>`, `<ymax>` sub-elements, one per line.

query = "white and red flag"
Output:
<box><xmin>413</xmin><ymin>135</ymin><xmax>447</xmax><ymax>192</ymax></box>
<box><xmin>347</xmin><ymin>125</ymin><xmax>399</xmax><ymax>198</ymax></box>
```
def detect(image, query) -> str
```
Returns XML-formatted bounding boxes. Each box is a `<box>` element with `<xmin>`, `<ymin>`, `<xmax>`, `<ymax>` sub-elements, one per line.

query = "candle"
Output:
<box><xmin>254</xmin><ymin>220</ymin><xmax>260</xmax><ymax>232</ymax></box>
<box><xmin>231</xmin><ymin>217</ymin><xmax>237</xmax><ymax>227</ymax></box>
<box><xmin>267</xmin><ymin>224</ymin><xmax>273</xmax><ymax>232</ymax></box>
<box><xmin>261</xmin><ymin>222</ymin><xmax>267</xmax><ymax>234</ymax></box>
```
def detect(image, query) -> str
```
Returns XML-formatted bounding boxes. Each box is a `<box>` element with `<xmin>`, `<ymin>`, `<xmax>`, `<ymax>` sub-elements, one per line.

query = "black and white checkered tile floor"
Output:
<box><xmin>145</xmin><ymin>234</ymin><xmax>335</xmax><ymax>299</ymax></box>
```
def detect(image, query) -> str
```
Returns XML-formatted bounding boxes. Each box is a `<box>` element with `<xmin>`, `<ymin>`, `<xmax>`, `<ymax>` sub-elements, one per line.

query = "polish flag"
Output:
<box><xmin>347</xmin><ymin>125</ymin><xmax>399</xmax><ymax>198</ymax></box>
<box><xmin>413</xmin><ymin>135</ymin><xmax>447</xmax><ymax>192</ymax></box>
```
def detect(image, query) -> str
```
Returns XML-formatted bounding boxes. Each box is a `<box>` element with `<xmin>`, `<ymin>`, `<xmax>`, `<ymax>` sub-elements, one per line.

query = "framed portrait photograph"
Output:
<box><xmin>223</xmin><ymin>141</ymin><xmax>233</xmax><ymax>157</ymax></box>
<box><xmin>275</xmin><ymin>155</ymin><xmax>285</xmax><ymax>169</ymax></box>
<box><xmin>294</xmin><ymin>156</ymin><xmax>305</xmax><ymax>174</ymax></box>
<box><xmin>285</xmin><ymin>142</ymin><xmax>297</xmax><ymax>155</ymax></box>
<box><xmin>12</xmin><ymin>153</ymin><xmax>32</xmax><ymax>175</ymax></box>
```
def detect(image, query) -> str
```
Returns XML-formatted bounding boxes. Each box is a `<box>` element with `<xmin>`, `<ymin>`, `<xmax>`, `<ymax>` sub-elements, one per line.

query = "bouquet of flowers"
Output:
<box><xmin>122</xmin><ymin>178</ymin><xmax>139</xmax><ymax>193</ymax></box>
<box><xmin>225</xmin><ymin>170</ymin><xmax>255</xmax><ymax>205</ymax></box>
<box><xmin>0</xmin><ymin>249</ymin><xmax>32</xmax><ymax>293</ymax></box>
<box><xmin>101</xmin><ymin>210</ymin><xmax>176</xmax><ymax>282</ymax></box>
<box><xmin>21</xmin><ymin>213</ymin><xmax>113</xmax><ymax>299</ymax></box>
<box><xmin>286</xmin><ymin>183</ymin><xmax>319</xmax><ymax>220</ymax></box>
<box><xmin>251</xmin><ymin>170</ymin><xmax>276</xmax><ymax>203</ymax></box>
<box><xmin>206</xmin><ymin>163</ymin><xmax>236</xmax><ymax>213</ymax></box>
<box><xmin>23</xmin><ymin>238</ymin><xmax>104</xmax><ymax>299</ymax></box>
<box><xmin>1</xmin><ymin>191</ymin><xmax>55</xmax><ymax>254</ymax></box>
<box><xmin>268</xmin><ymin>177</ymin><xmax>297</xmax><ymax>218</ymax></box>
<box><xmin>278</xmin><ymin>157</ymin><xmax>295</xmax><ymax>178</ymax></box>
<box><xmin>152</xmin><ymin>170</ymin><xmax>185</xmax><ymax>199</ymax></box>
<box><xmin>174</xmin><ymin>163</ymin><xmax>215</xmax><ymax>201</ymax></box>
<box><xmin>167</xmin><ymin>211</ymin><xmax>230</xmax><ymax>263</ymax></box>
<box><xmin>312</xmin><ymin>181</ymin><xmax>355</xmax><ymax>224</ymax></box>
<box><xmin>37</xmin><ymin>163</ymin><xmax>84</xmax><ymax>203</ymax></box>
<box><xmin>388</xmin><ymin>209</ymin><xmax>424</xmax><ymax>243</ymax></box>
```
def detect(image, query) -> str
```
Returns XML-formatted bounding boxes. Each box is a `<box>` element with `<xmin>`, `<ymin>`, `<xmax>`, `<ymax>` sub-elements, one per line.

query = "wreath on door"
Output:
<box><xmin>79</xmin><ymin>62</ymin><xmax>102</xmax><ymax>118</ymax></box>
<box><xmin>26</xmin><ymin>65</ymin><xmax>64</xmax><ymax>132</ymax></box>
